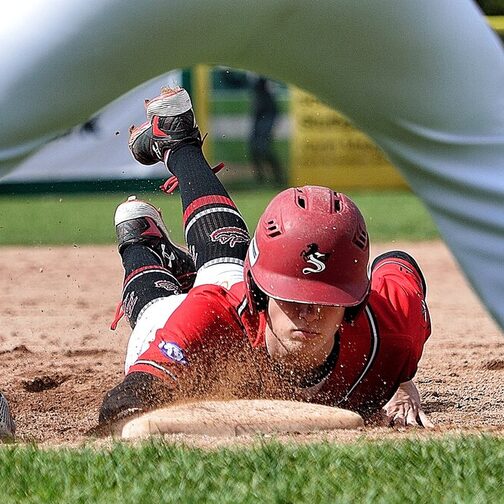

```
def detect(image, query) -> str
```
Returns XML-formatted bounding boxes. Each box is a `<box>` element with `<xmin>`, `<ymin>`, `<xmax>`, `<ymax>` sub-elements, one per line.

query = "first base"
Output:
<box><xmin>120</xmin><ymin>399</ymin><xmax>364</xmax><ymax>439</ymax></box>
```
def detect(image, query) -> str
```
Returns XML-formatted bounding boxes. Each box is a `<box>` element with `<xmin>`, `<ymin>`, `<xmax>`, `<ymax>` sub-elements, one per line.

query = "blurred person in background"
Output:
<box><xmin>249</xmin><ymin>77</ymin><xmax>285</xmax><ymax>187</ymax></box>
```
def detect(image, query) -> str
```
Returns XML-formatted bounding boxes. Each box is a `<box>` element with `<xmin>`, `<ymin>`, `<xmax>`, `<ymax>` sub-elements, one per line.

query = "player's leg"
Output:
<box><xmin>131</xmin><ymin>88</ymin><xmax>250</xmax><ymax>287</ymax></box>
<box><xmin>113</xmin><ymin>195</ymin><xmax>199</xmax><ymax>374</ymax></box>
<box><xmin>101</xmin><ymin>196</ymin><xmax>196</xmax><ymax>425</ymax></box>
<box><xmin>113</xmin><ymin>195</ymin><xmax>196</xmax><ymax>329</ymax></box>
<box><xmin>0</xmin><ymin>392</ymin><xmax>15</xmax><ymax>440</ymax></box>
<box><xmin>100</xmin><ymin>89</ymin><xmax>250</xmax><ymax>425</ymax></box>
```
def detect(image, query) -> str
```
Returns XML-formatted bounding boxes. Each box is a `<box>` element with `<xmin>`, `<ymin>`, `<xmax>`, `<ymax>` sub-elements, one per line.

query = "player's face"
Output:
<box><xmin>265</xmin><ymin>298</ymin><xmax>345</xmax><ymax>371</ymax></box>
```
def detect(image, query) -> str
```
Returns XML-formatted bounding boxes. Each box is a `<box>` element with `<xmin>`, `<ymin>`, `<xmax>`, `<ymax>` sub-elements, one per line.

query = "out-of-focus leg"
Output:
<box><xmin>1</xmin><ymin>0</ymin><xmax>503</xmax><ymax>329</ymax></box>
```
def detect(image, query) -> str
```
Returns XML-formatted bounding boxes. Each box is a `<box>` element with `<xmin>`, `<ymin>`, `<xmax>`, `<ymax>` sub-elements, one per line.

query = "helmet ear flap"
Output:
<box><xmin>247</xmin><ymin>271</ymin><xmax>269</xmax><ymax>312</ymax></box>
<box><xmin>343</xmin><ymin>291</ymin><xmax>370</xmax><ymax>324</ymax></box>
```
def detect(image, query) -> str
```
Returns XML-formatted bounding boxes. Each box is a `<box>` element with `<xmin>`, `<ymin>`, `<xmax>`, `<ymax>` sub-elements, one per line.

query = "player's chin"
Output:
<box><xmin>284</xmin><ymin>344</ymin><xmax>327</xmax><ymax>367</ymax></box>
<box><xmin>268</xmin><ymin>342</ymin><xmax>309</xmax><ymax>363</ymax></box>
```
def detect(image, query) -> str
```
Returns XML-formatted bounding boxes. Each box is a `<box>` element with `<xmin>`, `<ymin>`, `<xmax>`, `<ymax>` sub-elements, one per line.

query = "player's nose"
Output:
<box><xmin>298</xmin><ymin>304</ymin><xmax>320</xmax><ymax>322</ymax></box>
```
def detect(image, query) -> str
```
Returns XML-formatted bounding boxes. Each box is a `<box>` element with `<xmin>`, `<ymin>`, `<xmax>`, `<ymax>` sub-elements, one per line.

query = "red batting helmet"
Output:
<box><xmin>243</xmin><ymin>186</ymin><xmax>370</xmax><ymax>309</ymax></box>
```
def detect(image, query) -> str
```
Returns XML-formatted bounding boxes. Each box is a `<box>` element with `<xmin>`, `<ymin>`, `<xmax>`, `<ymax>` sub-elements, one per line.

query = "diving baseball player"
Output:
<box><xmin>99</xmin><ymin>88</ymin><xmax>433</xmax><ymax>428</ymax></box>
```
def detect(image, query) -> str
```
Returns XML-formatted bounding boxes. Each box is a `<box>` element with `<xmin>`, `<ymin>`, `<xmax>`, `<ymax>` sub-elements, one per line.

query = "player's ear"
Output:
<box><xmin>343</xmin><ymin>293</ymin><xmax>369</xmax><ymax>324</ymax></box>
<box><xmin>247</xmin><ymin>272</ymin><xmax>269</xmax><ymax>312</ymax></box>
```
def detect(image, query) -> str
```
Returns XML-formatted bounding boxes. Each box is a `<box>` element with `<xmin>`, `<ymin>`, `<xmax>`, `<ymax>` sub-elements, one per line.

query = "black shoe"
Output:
<box><xmin>98</xmin><ymin>372</ymin><xmax>169</xmax><ymax>425</ymax></box>
<box><xmin>128</xmin><ymin>87</ymin><xmax>202</xmax><ymax>165</ymax></box>
<box><xmin>115</xmin><ymin>196</ymin><xmax>196</xmax><ymax>291</ymax></box>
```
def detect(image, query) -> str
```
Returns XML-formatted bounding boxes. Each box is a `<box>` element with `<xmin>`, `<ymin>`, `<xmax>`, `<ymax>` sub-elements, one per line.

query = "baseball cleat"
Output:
<box><xmin>115</xmin><ymin>196</ymin><xmax>196</xmax><ymax>292</ymax></box>
<box><xmin>145</xmin><ymin>86</ymin><xmax>193</xmax><ymax>121</ymax></box>
<box><xmin>128</xmin><ymin>87</ymin><xmax>202</xmax><ymax>165</ymax></box>
<box><xmin>0</xmin><ymin>392</ymin><xmax>15</xmax><ymax>440</ymax></box>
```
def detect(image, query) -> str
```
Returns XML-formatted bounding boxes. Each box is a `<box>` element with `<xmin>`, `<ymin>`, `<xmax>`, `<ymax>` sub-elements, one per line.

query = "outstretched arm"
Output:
<box><xmin>381</xmin><ymin>380</ymin><xmax>434</xmax><ymax>428</ymax></box>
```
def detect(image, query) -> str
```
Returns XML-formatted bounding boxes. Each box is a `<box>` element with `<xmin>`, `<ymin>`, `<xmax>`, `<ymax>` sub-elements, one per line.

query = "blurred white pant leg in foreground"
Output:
<box><xmin>0</xmin><ymin>0</ymin><xmax>503</xmax><ymax>330</ymax></box>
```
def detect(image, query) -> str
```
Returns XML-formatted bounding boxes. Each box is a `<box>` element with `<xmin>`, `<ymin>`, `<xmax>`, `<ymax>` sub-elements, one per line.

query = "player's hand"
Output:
<box><xmin>381</xmin><ymin>380</ymin><xmax>434</xmax><ymax>428</ymax></box>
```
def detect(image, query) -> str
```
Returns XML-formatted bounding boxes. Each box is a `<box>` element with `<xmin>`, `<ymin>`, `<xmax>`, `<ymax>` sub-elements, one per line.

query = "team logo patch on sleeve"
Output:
<box><xmin>210</xmin><ymin>227</ymin><xmax>249</xmax><ymax>247</ymax></box>
<box><xmin>301</xmin><ymin>243</ymin><xmax>330</xmax><ymax>274</ymax></box>
<box><xmin>158</xmin><ymin>341</ymin><xmax>187</xmax><ymax>364</ymax></box>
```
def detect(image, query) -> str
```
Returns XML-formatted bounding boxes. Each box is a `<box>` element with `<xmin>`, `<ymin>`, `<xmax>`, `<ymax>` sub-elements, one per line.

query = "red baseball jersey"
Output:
<box><xmin>128</xmin><ymin>255</ymin><xmax>431</xmax><ymax>416</ymax></box>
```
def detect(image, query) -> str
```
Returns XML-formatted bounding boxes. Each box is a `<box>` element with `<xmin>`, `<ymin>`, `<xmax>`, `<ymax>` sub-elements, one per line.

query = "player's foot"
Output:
<box><xmin>128</xmin><ymin>87</ymin><xmax>202</xmax><ymax>165</ymax></box>
<box><xmin>115</xmin><ymin>196</ymin><xmax>196</xmax><ymax>292</ymax></box>
<box><xmin>0</xmin><ymin>392</ymin><xmax>15</xmax><ymax>441</ymax></box>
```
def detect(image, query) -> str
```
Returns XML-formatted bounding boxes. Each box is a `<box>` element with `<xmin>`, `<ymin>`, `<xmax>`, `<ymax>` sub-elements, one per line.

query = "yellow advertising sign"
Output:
<box><xmin>487</xmin><ymin>16</ymin><xmax>504</xmax><ymax>32</ymax></box>
<box><xmin>290</xmin><ymin>87</ymin><xmax>408</xmax><ymax>189</ymax></box>
<box><xmin>193</xmin><ymin>65</ymin><xmax>212</xmax><ymax>162</ymax></box>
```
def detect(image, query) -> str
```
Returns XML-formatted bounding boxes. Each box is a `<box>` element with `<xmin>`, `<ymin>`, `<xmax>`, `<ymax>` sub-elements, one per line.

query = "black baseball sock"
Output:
<box><xmin>167</xmin><ymin>145</ymin><xmax>250</xmax><ymax>269</ymax></box>
<box><xmin>168</xmin><ymin>144</ymin><xmax>230</xmax><ymax>209</ymax></box>
<box><xmin>121</xmin><ymin>244</ymin><xmax>182</xmax><ymax>328</ymax></box>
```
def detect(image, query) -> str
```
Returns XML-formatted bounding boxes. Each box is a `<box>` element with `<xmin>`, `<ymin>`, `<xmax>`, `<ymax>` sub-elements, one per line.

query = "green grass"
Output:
<box><xmin>1</xmin><ymin>436</ymin><xmax>502</xmax><ymax>503</ymax></box>
<box><xmin>0</xmin><ymin>189</ymin><xmax>438</xmax><ymax>246</ymax></box>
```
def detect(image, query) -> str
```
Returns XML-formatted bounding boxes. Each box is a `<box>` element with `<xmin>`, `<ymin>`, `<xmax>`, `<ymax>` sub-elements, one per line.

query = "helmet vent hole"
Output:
<box><xmin>353</xmin><ymin>225</ymin><xmax>368</xmax><ymax>250</ymax></box>
<box><xmin>265</xmin><ymin>219</ymin><xmax>282</xmax><ymax>237</ymax></box>
<box><xmin>296</xmin><ymin>195</ymin><xmax>306</xmax><ymax>209</ymax></box>
<box><xmin>332</xmin><ymin>193</ymin><xmax>341</xmax><ymax>213</ymax></box>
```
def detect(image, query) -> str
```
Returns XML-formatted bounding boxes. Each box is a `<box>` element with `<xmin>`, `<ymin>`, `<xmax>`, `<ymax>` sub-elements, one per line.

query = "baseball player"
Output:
<box><xmin>0</xmin><ymin>392</ymin><xmax>15</xmax><ymax>440</ymax></box>
<box><xmin>99</xmin><ymin>88</ymin><xmax>433</xmax><ymax>428</ymax></box>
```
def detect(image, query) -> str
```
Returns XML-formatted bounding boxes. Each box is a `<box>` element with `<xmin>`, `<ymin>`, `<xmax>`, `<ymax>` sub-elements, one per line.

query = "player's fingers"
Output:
<box><xmin>129</xmin><ymin>124</ymin><xmax>136</xmax><ymax>134</ymax></box>
<box><xmin>392</xmin><ymin>405</ymin><xmax>407</xmax><ymax>426</ymax></box>
<box><xmin>418</xmin><ymin>410</ymin><xmax>434</xmax><ymax>429</ymax></box>
<box><xmin>405</xmin><ymin>407</ymin><xmax>420</xmax><ymax>426</ymax></box>
<box><xmin>144</xmin><ymin>99</ymin><xmax>150</xmax><ymax>109</ymax></box>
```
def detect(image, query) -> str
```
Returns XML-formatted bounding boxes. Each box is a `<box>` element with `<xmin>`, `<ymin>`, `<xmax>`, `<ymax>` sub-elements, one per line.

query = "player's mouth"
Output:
<box><xmin>291</xmin><ymin>329</ymin><xmax>321</xmax><ymax>340</ymax></box>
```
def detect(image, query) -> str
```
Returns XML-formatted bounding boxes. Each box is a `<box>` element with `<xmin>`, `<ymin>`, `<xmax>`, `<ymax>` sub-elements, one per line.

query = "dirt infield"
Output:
<box><xmin>1</xmin><ymin>241</ymin><xmax>503</xmax><ymax>446</ymax></box>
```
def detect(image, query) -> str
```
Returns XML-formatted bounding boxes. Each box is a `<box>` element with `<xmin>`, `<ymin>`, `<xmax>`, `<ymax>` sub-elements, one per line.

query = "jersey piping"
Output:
<box><xmin>338</xmin><ymin>304</ymin><xmax>380</xmax><ymax>403</ymax></box>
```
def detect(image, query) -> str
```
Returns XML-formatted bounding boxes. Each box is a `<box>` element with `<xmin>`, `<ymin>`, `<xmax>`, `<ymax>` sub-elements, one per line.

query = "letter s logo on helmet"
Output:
<box><xmin>301</xmin><ymin>243</ymin><xmax>330</xmax><ymax>274</ymax></box>
<box><xmin>243</xmin><ymin>186</ymin><xmax>370</xmax><ymax>311</ymax></box>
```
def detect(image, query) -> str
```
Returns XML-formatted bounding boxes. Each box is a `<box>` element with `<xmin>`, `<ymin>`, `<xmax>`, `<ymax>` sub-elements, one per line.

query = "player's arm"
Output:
<box><xmin>381</xmin><ymin>380</ymin><xmax>433</xmax><ymax>428</ymax></box>
<box><xmin>371</xmin><ymin>251</ymin><xmax>433</xmax><ymax>427</ymax></box>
